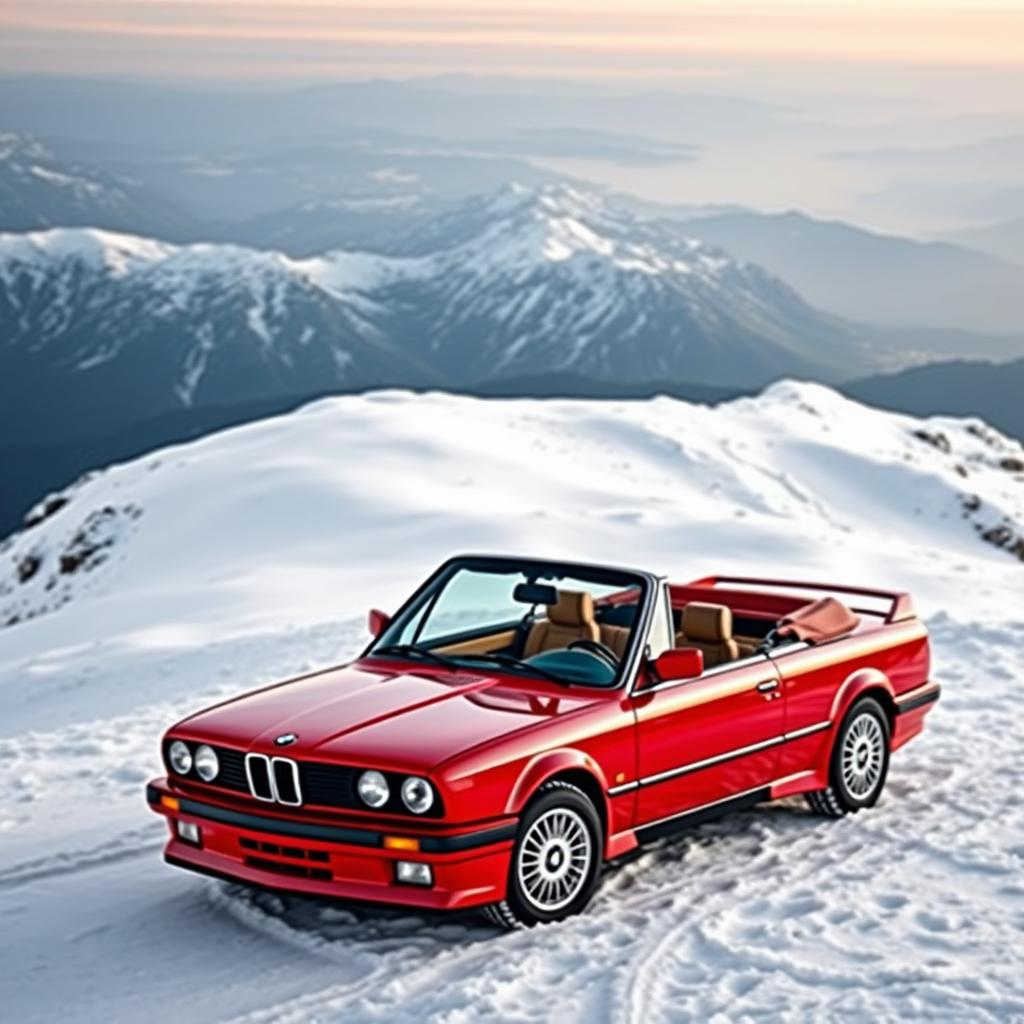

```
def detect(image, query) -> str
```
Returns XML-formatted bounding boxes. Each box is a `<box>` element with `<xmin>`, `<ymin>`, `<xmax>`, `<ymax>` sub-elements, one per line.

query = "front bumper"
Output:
<box><xmin>146</xmin><ymin>778</ymin><xmax>516</xmax><ymax>910</ymax></box>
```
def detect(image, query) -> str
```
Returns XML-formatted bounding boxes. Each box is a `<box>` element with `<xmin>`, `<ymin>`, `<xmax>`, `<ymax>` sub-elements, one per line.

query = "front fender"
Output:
<box><xmin>829</xmin><ymin>667</ymin><xmax>896</xmax><ymax>725</ymax></box>
<box><xmin>505</xmin><ymin>748</ymin><xmax>611</xmax><ymax>818</ymax></box>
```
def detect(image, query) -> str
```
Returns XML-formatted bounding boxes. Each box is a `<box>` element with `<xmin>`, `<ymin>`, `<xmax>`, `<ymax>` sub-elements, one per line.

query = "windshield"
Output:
<box><xmin>369</xmin><ymin>557</ymin><xmax>648</xmax><ymax>688</ymax></box>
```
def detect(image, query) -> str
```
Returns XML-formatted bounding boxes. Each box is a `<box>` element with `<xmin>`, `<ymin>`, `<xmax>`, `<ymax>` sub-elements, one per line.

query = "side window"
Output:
<box><xmin>646</xmin><ymin>582</ymin><xmax>674</xmax><ymax>658</ymax></box>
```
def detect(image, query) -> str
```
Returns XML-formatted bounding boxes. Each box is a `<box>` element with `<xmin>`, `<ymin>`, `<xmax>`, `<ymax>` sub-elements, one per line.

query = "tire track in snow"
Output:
<box><xmin>619</xmin><ymin>620</ymin><xmax>1024</xmax><ymax>1024</ymax></box>
<box><xmin>0</xmin><ymin>824</ymin><xmax>164</xmax><ymax>890</ymax></box>
<box><xmin>0</xmin><ymin>620</ymin><xmax>367</xmax><ymax>874</ymax></box>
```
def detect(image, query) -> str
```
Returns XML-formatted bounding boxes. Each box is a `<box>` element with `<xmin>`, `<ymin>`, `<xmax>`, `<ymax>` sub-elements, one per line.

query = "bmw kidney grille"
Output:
<box><xmin>244</xmin><ymin>752</ymin><xmax>303</xmax><ymax>806</ymax></box>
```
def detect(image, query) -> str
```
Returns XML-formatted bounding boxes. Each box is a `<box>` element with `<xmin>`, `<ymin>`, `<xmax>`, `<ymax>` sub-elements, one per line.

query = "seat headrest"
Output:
<box><xmin>548</xmin><ymin>589</ymin><xmax>595</xmax><ymax>627</ymax></box>
<box><xmin>683</xmin><ymin>602</ymin><xmax>733</xmax><ymax>642</ymax></box>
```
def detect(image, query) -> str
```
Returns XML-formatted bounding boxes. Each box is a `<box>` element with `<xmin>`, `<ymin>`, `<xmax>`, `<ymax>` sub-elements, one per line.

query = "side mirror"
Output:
<box><xmin>368</xmin><ymin>608</ymin><xmax>390</xmax><ymax>638</ymax></box>
<box><xmin>652</xmin><ymin>647</ymin><xmax>704</xmax><ymax>682</ymax></box>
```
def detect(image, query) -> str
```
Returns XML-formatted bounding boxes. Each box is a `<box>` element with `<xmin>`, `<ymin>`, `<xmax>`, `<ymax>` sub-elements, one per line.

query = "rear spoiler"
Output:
<box><xmin>686</xmin><ymin>575</ymin><xmax>917</xmax><ymax>624</ymax></box>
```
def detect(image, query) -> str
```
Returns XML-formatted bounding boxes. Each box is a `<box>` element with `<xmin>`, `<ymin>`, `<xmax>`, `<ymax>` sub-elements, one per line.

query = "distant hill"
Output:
<box><xmin>673</xmin><ymin>209</ymin><xmax>1024</xmax><ymax>335</ymax></box>
<box><xmin>478</xmin><ymin>361</ymin><xmax>1024</xmax><ymax>445</ymax></box>
<box><xmin>939</xmin><ymin>217</ymin><xmax>1024</xmax><ymax>270</ymax></box>
<box><xmin>217</xmin><ymin>196</ymin><xmax>445</xmax><ymax>257</ymax></box>
<box><xmin>477</xmin><ymin>359</ymin><xmax>1024</xmax><ymax>445</ymax></box>
<box><xmin>0</xmin><ymin>132</ymin><xmax>189</xmax><ymax>237</ymax></box>
<box><xmin>0</xmin><ymin>394</ymin><xmax>321</xmax><ymax>538</ymax></box>
<box><xmin>843</xmin><ymin>357</ymin><xmax>1024</xmax><ymax>443</ymax></box>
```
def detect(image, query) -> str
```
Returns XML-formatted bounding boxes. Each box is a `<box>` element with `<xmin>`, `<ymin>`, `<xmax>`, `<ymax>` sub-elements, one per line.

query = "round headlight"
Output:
<box><xmin>401</xmin><ymin>776</ymin><xmax>435</xmax><ymax>815</ymax></box>
<box><xmin>194</xmin><ymin>744</ymin><xmax>219</xmax><ymax>782</ymax></box>
<box><xmin>357</xmin><ymin>770</ymin><xmax>390</xmax><ymax>808</ymax></box>
<box><xmin>168</xmin><ymin>740</ymin><xmax>192</xmax><ymax>775</ymax></box>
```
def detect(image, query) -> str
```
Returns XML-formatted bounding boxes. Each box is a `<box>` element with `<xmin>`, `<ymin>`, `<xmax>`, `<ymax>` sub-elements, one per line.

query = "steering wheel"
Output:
<box><xmin>567</xmin><ymin>639</ymin><xmax>620</xmax><ymax>669</ymax></box>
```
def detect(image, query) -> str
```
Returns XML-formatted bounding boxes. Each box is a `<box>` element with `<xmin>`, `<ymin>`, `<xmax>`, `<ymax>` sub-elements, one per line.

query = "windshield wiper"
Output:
<box><xmin>373</xmin><ymin>643</ymin><xmax>463</xmax><ymax>671</ymax></box>
<box><xmin>457</xmin><ymin>652</ymin><xmax>572</xmax><ymax>687</ymax></box>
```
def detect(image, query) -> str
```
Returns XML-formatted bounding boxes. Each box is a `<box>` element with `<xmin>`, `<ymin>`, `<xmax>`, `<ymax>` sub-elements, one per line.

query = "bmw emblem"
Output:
<box><xmin>275</xmin><ymin>733</ymin><xmax>298</xmax><ymax>747</ymax></box>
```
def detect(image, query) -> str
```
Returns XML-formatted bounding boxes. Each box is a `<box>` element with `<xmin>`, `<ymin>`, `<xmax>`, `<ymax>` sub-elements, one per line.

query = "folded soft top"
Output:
<box><xmin>776</xmin><ymin>597</ymin><xmax>861</xmax><ymax>644</ymax></box>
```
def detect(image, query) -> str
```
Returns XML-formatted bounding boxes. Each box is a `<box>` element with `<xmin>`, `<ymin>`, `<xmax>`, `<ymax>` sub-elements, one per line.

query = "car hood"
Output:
<box><xmin>173</xmin><ymin>658</ymin><xmax>600</xmax><ymax>772</ymax></box>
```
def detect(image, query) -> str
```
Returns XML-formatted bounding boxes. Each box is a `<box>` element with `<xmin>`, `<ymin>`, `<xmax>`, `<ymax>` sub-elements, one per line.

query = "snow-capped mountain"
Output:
<box><xmin>2</xmin><ymin>385</ymin><xmax>1023</xmax><ymax>1022</ymax></box>
<box><xmin>376</xmin><ymin>184</ymin><xmax>880</xmax><ymax>384</ymax></box>
<box><xmin>0</xmin><ymin>184</ymin><xmax>897</xmax><ymax>445</ymax></box>
<box><xmin>0</xmin><ymin>229</ymin><xmax>435</xmax><ymax>441</ymax></box>
<box><xmin>0</xmin><ymin>133</ymin><xmax>187</xmax><ymax>237</ymax></box>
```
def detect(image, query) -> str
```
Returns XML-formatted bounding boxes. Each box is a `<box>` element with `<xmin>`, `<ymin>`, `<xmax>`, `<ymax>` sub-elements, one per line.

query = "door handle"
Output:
<box><xmin>756</xmin><ymin>680</ymin><xmax>779</xmax><ymax>693</ymax></box>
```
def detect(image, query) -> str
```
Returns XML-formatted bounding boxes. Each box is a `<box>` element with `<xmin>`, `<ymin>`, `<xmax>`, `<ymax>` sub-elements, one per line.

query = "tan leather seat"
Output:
<box><xmin>524</xmin><ymin>590</ymin><xmax>600</xmax><ymax>657</ymax></box>
<box><xmin>735</xmin><ymin>637</ymin><xmax>759</xmax><ymax>659</ymax></box>
<box><xmin>675</xmin><ymin>602</ymin><xmax>740</xmax><ymax>669</ymax></box>
<box><xmin>600</xmin><ymin>624</ymin><xmax>631</xmax><ymax>660</ymax></box>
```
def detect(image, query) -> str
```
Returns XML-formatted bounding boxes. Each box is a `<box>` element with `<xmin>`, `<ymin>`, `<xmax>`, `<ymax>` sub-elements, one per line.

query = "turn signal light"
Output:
<box><xmin>161</xmin><ymin>795</ymin><xmax>180</xmax><ymax>812</ymax></box>
<box><xmin>383</xmin><ymin>835</ymin><xmax>420</xmax><ymax>852</ymax></box>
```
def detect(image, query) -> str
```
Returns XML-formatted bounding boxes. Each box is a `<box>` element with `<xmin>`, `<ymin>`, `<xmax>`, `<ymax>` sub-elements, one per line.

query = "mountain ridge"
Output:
<box><xmin>669</xmin><ymin>207</ymin><xmax>1024</xmax><ymax>335</ymax></box>
<box><xmin>0</xmin><ymin>184</ymin><xmax>900</xmax><ymax>446</ymax></box>
<box><xmin>0</xmin><ymin>132</ymin><xmax>189</xmax><ymax>237</ymax></box>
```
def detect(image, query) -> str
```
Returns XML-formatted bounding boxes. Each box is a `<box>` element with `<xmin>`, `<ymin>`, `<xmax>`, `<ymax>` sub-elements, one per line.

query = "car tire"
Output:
<box><xmin>806</xmin><ymin>696</ymin><xmax>891</xmax><ymax>818</ymax></box>
<box><xmin>482</xmin><ymin>779</ymin><xmax>602</xmax><ymax>930</ymax></box>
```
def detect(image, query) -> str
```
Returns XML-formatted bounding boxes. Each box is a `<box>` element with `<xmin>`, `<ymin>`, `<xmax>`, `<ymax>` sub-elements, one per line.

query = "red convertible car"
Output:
<box><xmin>148</xmin><ymin>555</ymin><xmax>938</xmax><ymax>927</ymax></box>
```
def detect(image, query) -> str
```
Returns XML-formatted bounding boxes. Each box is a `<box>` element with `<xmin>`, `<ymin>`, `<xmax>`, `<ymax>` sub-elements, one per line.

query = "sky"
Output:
<box><xmin>3</xmin><ymin>1</ymin><xmax>1024</xmax><ymax>81</ymax></box>
<box><xmin>3</xmin><ymin>0</ymin><xmax>1021</xmax><ymax>231</ymax></box>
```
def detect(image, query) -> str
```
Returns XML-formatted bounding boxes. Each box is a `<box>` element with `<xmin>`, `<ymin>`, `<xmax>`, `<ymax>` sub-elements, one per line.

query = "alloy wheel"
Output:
<box><xmin>515</xmin><ymin>806</ymin><xmax>593</xmax><ymax>912</ymax></box>
<box><xmin>840</xmin><ymin>711</ymin><xmax>885</xmax><ymax>799</ymax></box>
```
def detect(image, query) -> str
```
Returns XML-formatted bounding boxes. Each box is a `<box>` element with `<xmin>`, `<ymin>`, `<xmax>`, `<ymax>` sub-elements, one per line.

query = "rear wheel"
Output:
<box><xmin>482</xmin><ymin>780</ymin><xmax>601</xmax><ymax>929</ymax></box>
<box><xmin>806</xmin><ymin>696</ymin><xmax>891</xmax><ymax>818</ymax></box>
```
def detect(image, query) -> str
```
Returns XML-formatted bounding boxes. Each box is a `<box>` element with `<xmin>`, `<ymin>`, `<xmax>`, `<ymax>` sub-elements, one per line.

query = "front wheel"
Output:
<box><xmin>483</xmin><ymin>780</ymin><xmax>601</xmax><ymax>929</ymax></box>
<box><xmin>806</xmin><ymin>696</ymin><xmax>891</xmax><ymax>818</ymax></box>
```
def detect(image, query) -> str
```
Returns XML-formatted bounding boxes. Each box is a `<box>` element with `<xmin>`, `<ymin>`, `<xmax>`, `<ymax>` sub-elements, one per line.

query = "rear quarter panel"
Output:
<box><xmin>772</xmin><ymin>618</ymin><xmax>930</xmax><ymax>782</ymax></box>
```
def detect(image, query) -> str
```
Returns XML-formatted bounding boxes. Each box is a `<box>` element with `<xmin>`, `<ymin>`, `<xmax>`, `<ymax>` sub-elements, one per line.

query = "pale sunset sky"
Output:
<box><xmin>2</xmin><ymin>1</ymin><xmax>1023</xmax><ymax>80</ymax></box>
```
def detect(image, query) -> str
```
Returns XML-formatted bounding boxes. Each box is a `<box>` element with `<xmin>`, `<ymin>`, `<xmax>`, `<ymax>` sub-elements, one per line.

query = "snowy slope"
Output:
<box><xmin>1</xmin><ymin>384</ymin><xmax>1023</xmax><ymax>1023</ymax></box>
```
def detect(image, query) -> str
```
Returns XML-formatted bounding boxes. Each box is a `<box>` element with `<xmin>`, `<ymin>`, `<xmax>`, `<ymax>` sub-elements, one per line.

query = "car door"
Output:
<box><xmin>765</xmin><ymin>637</ymin><xmax>870</xmax><ymax>784</ymax></box>
<box><xmin>628</xmin><ymin>654</ymin><xmax>785</xmax><ymax>829</ymax></box>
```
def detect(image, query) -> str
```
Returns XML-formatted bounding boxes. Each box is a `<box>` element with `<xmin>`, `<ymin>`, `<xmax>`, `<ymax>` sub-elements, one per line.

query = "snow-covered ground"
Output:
<box><xmin>1</xmin><ymin>383</ymin><xmax>1022</xmax><ymax>1023</ymax></box>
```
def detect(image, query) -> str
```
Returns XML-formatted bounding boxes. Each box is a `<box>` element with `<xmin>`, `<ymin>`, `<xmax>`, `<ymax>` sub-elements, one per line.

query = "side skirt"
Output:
<box><xmin>895</xmin><ymin>684</ymin><xmax>941</xmax><ymax>715</ymax></box>
<box><xmin>634</xmin><ymin>786</ymin><xmax>771</xmax><ymax>845</ymax></box>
